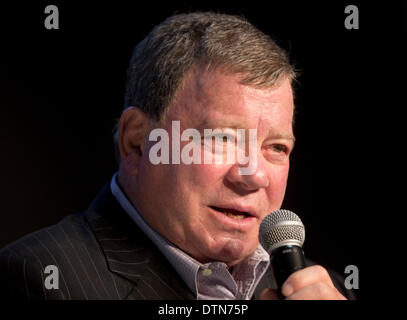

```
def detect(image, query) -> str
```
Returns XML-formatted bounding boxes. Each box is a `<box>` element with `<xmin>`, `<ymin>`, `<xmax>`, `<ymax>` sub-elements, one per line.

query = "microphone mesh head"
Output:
<box><xmin>259</xmin><ymin>209</ymin><xmax>305</xmax><ymax>253</ymax></box>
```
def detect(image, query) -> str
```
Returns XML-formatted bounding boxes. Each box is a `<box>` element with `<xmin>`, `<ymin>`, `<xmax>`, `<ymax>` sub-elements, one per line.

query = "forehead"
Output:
<box><xmin>167</xmin><ymin>66</ymin><xmax>294</xmax><ymax>130</ymax></box>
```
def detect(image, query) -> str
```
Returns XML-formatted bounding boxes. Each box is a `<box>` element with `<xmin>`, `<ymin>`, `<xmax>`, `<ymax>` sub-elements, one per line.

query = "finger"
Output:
<box><xmin>282</xmin><ymin>265</ymin><xmax>334</xmax><ymax>297</ymax></box>
<box><xmin>285</xmin><ymin>282</ymin><xmax>347</xmax><ymax>300</ymax></box>
<box><xmin>259</xmin><ymin>288</ymin><xmax>283</xmax><ymax>300</ymax></box>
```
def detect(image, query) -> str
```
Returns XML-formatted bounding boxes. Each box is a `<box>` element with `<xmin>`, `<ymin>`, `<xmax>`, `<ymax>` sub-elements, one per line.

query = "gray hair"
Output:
<box><xmin>114</xmin><ymin>12</ymin><xmax>297</xmax><ymax>162</ymax></box>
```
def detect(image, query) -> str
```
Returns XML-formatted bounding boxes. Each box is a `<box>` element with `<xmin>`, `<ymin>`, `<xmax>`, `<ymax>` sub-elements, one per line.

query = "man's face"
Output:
<box><xmin>133</xmin><ymin>67</ymin><xmax>295</xmax><ymax>266</ymax></box>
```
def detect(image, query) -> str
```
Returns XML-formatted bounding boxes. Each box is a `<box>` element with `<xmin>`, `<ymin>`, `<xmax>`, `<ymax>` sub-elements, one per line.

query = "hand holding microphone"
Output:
<box><xmin>258</xmin><ymin>210</ymin><xmax>346</xmax><ymax>300</ymax></box>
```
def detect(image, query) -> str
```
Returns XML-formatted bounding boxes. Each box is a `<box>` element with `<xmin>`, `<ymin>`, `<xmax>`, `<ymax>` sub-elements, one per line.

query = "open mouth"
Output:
<box><xmin>209</xmin><ymin>206</ymin><xmax>251</xmax><ymax>220</ymax></box>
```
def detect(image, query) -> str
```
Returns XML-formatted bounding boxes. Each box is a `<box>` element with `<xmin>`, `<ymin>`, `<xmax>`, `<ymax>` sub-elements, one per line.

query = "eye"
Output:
<box><xmin>212</xmin><ymin>133</ymin><xmax>235</xmax><ymax>143</ymax></box>
<box><xmin>271</xmin><ymin>144</ymin><xmax>288</xmax><ymax>154</ymax></box>
<box><xmin>263</xmin><ymin>141</ymin><xmax>293</xmax><ymax>163</ymax></box>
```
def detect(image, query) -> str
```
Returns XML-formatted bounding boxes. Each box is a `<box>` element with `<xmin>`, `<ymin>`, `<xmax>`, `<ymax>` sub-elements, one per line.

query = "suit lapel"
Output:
<box><xmin>85</xmin><ymin>185</ymin><xmax>195</xmax><ymax>299</ymax></box>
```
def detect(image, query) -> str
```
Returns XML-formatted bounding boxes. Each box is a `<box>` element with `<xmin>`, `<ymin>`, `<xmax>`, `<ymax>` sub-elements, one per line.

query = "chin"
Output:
<box><xmin>211</xmin><ymin>238</ymin><xmax>256</xmax><ymax>266</ymax></box>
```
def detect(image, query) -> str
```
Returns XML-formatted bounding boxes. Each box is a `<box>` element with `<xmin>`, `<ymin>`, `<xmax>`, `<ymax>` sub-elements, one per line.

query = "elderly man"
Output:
<box><xmin>0</xmin><ymin>12</ymin><xmax>353</xmax><ymax>300</ymax></box>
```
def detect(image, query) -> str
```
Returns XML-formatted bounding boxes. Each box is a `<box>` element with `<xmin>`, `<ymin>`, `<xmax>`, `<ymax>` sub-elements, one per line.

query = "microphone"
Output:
<box><xmin>259</xmin><ymin>209</ymin><xmax>306</xmax><ymax>293</ymax></box>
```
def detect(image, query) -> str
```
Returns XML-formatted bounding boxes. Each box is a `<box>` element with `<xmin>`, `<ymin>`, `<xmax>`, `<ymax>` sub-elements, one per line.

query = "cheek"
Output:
<box><xmin>185</xmin><ymin>162</ymin><xmax>230</xmax><ymax>189</ymax></box>
<box><xmin>267</xmin><ymin>165</ymin><xmax>290</xmax><ymax>206</ymax></box>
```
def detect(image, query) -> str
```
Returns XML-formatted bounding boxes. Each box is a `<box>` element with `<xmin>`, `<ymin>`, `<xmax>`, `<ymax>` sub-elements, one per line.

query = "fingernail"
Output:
<box><xmin>282</xmin><ymin>283</ymin><xmax>293</xmax><ymax>296</ymax></box>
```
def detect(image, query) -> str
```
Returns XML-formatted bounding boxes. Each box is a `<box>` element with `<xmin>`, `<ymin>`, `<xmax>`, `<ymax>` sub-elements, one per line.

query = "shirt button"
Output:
<box><xmin>202</xmin><ymin>268</ymin><xmax>212</xmax><ymax>276</ymax></box>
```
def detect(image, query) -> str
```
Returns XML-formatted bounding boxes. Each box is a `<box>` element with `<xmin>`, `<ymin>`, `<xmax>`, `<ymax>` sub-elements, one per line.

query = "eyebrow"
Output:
<box><xmin>271</xmin><ymin>133</ymin><xmax>296</xmax><ymax>142</ymax></box>
<box><xmin>196</xmin><ymin>119</ymin><xmax>209</xmax><ymax>131</ymax></box>
<box><xmin>196</xmin><ymin>118</ymin><xmax>254</xmax><ymax>131</ymax></box>
<box><xmin>195</xmin><ymin>118</ymin><xmax>296</xmax><ymax>143</ymax></box>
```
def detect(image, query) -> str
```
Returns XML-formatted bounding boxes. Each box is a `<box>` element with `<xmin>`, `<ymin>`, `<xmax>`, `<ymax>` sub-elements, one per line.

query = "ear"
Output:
<box><xmin>118</xmin><ymin>107</ymin><xmax>151</xmax><ymax>175</ymax></box>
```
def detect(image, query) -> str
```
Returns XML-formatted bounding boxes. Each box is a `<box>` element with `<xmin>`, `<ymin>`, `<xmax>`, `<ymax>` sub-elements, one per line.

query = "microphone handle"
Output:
<box><xmin>271</xmin><ymin>245</ymin><xmax>306</xmax><ymax>293</ymax></box>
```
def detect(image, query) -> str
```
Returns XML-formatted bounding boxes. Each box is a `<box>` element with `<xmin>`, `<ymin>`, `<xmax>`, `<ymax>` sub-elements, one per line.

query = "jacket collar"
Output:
<box><xmin>84</xmin><ymin>185</ymin><xmax>195</xmax><ymax>299</ymax></box>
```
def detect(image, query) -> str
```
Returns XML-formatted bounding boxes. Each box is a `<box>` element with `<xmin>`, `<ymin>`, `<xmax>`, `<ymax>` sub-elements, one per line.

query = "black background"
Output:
<box><xmin>0</xmin><ymin>1</ymin><xmax>405</xmax><ymax>301</ymax></box>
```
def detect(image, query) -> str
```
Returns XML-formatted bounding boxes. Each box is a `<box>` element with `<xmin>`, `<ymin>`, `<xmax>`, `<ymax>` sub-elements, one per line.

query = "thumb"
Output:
<box><xmin>259</xmin><ymin>288</ymin><xmax>283</xmax><ymax>300</ymax></box>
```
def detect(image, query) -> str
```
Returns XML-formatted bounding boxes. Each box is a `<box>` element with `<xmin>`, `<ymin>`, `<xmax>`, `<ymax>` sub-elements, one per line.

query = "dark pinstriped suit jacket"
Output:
<box><xmin>0</xmin><ymin>185</ymin><xmax>355</xmax><ymax>300</ymax></box>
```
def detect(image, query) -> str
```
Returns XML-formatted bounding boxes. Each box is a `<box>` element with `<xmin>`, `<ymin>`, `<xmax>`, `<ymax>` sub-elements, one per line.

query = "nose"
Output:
<box><xmin>224</xmin><ymin>152</ymin><xmax>269</xmax><ymax>193</ymax></box>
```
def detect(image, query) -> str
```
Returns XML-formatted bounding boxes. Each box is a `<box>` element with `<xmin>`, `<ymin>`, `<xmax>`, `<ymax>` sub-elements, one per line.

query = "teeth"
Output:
<box><xmin>223</xmin><ymin>210</ymin><xmax>246</xmax><ymax>220</ymax></box>
<box><xmin>211</xmin><ymin>206</ymin><xmax>249</xmax><ymax>220</ymax></box>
